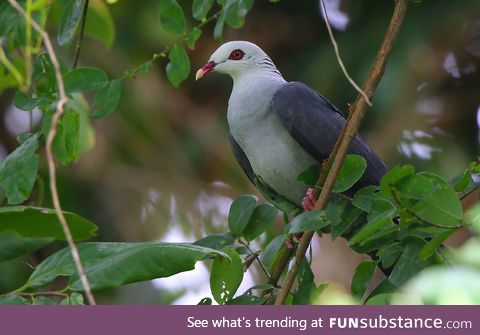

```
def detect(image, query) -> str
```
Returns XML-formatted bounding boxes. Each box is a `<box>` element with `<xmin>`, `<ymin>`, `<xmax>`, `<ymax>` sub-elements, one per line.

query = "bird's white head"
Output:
<box><xmin>196</xmin><ymin>41</ymin><xmax>282</xmax><ymax>81</ymax></box>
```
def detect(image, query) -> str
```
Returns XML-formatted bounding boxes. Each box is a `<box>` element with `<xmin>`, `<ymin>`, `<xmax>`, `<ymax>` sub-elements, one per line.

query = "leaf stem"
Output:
<box><xmin>117</xmin><ymin>9</ymin><xmax>224</xmax><ymax>82</ymax></box>
<box><xmin>0</xmin><ymin>45</ymin><xmax>24</xmax><ymax>87</ymax></box>
<box><xmin>25</xmin><ymin>0</ymin><xmax>33</xmax><ymax>90</ymax></box>
<box><xmin>72</xmin><ymin>0</ymin><xmax>89</xmax><ymax>68</ymax></box>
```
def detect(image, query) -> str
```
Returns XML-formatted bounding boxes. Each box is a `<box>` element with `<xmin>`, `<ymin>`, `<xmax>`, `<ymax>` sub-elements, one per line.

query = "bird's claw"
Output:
<box><xmin>302</xmin><ymin>187</ymin><xmax>316</xmax><ymax>211</ymax></box>
<box><xmin>285</xmin><ymin>234</ymin><xmax>303</xmax><ymax>249</ymax></box>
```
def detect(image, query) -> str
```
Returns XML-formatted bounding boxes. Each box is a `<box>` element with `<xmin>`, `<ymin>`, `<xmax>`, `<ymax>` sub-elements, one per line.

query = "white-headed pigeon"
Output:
<box><xmin>196</xmin><ymin>41</ymin><xmax>387</xmax><ymax>214</ymax></box>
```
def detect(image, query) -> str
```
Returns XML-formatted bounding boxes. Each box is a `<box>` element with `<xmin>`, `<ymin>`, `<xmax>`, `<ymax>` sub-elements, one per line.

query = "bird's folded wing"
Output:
<box><xmin>271</xmin><ymin>81</ymin><xmax>387</xmax><ymax>190</ymax></box>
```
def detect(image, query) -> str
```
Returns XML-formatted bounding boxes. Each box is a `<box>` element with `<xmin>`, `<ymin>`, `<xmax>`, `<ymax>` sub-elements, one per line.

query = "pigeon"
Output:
<box><xmin>196</xmin><ymin>41</ymin><xmax>387</xmax><ymax>214</ymax></box>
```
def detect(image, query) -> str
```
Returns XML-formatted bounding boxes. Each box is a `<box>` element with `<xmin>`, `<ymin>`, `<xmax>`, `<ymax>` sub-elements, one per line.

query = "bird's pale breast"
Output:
<box><xmin>227</xmin><ymin>78</ymin><xmax>317</xmax><ymax>205</ymax></box>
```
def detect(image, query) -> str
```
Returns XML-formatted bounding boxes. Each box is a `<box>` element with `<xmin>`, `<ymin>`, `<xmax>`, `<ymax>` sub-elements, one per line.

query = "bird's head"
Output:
<box><xmin>196</xmin><ymin>41</ymin><xmax>281</xmax><ymax>80</ymax></box>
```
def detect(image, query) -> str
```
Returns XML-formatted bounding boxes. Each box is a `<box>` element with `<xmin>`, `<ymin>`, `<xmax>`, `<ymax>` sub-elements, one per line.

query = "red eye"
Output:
<box><xmin>228</xmin><ymin>49</ymin><xmax>245</xmax><ymax>60</ymax></box>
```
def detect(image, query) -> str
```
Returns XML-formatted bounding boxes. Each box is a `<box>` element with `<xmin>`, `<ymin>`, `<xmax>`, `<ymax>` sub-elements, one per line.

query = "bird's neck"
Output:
<box><xmin>227</xmin><ymin>71</ymin><xmax>286</xmax><ymax>148</ymax></box>
<box><xmin>230</xmin><ymin>71</ymin><xmax>286</xmax><ymax>104</ymax></box>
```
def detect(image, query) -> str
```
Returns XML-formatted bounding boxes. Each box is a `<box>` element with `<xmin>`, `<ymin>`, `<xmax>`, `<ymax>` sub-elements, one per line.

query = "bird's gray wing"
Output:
<box><xmin>228</xmin><ymin>131</ymin><xmax>301</xmax><ymax>216</ymax></box>
<box><xmin>271</xmin><ymin>82</ymin><xmax>387</xmax><ymax>190</ymax></box>
<box><xmin>228</xmin><ymin>131</ymin><xmax>255</xmax><ymax>183</ymax></box>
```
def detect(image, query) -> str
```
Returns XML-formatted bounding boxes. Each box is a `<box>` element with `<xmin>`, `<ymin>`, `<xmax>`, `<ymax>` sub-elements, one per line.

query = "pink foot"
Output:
<box><xmin>285</xmin><ymin>239</ymin><xmax>294</xmax><ymax>249</ymax></box>
<box><xmin>302</xmin><ymin>188</ymin><xmax>316</xmax><ymax>211</ymax></box>
<box><xmin>284</xmin><ymin>234</ymin><xmax>303</xmax><ymax>249</ymax></box>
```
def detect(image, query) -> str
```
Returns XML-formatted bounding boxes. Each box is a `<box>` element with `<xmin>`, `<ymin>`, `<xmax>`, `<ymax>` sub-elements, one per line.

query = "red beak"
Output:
<box><xmin>196</xmin><ymin>61</ymin><xmax>216</xmax><ymax>80</ymax></box>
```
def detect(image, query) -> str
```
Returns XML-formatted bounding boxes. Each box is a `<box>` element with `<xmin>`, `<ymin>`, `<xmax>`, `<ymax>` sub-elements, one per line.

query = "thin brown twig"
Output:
<box><xmin>275</xmin><ymin>0</ymin><xmax>409</xmax><ymax>305</ymax></box>
<box><xmin>320</xmin><ymin>0</ymin><xmax>372</xmax><ymax>106</ymax></box>
<box><xmin>7</xmin><ymin>0</ymin><xmax>96</xmax><ymax>305</ymax></box>
<box><xmin>460</xmin><ymin>186</ymin><xmax>479</xmax><ymax>201</ymax></box>
<box><xmin>238</xmin><ymin>239</ymin><xmax>271</xmax><ymax>280</ymax></box>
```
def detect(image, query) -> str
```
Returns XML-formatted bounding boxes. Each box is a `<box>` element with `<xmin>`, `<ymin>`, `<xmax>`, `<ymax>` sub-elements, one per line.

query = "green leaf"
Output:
<box><xmin>92</xmin><ymin>80</ymin><xmax>121</xmax><ymax>119</ymax></box>
<box><xmin>225</xmin><ymin>0</ymin><xmax>253</xmax><ymax>29</ymax></box>
<box><xmin>53</xmin><ymin>109</ymin><xmax>80</xmax><ymax>164</ymax></box>
<box><xmin>84</xmin><ymin>0</ymin><xmax>115</xmax><ymax>49</ymax></box>
<box><xmin>380</xmin><ymin>164</ymin><xmax>415</xmax><ymax>197</ymax></box>
<box><xmin>0</xmin><ymin>133</ymin><xmax>39</xmax><ymax>205</ymax></box>
<box><xmin>0</xmin><ymin>3</ymin><xmax>22</xmax><ymax>38</ymax></box>
<box><xmin>17</xmin><ymin>133</ymin><xmax>33</xmax><ymax>145</ymax></box>
<box><xmin>43</xmin><ymin>94</ymin><xmax>95</xmax><ymax>160</ymax></box>
<box><xmin>293</xmin><ymin>259</ymin><xmax>317</xmax><ymax>305</ymax></box>
<box><xmin>228</xmin><ymin>194</ymin><xmax>257</xmax><ymax>236</ymax></box>
<box><xmin>213</xmin><ymin>11</ymin><xmax>226</xmax><ymax>40</ymax></box>
<box><xmin>286</xmin><ymin>210</ymin><xmax>331</xmax><ymax>234</ymax></box>
<box><xmin>61</xmin><ymin>292</ymin><xmax>85</xmax><ymax>305</ymax></box>
<box><xmin>411</xmin><ymin>172</ymin><xmax>463</xmax><ymax>227</ymax></box>
<box><xmin>297</xmin><ymin>164</ymin><xmax>320</xmax><ymax>187</ymax></box>
<box><xmin>32</xmin><ymin>296</ymin><xmax>58</xmax><ymax>305</ymax></box>
<box><xmin>351</xmin><ymin>226</ymin><xmax>398</xmax><ymax>254</ymax></box>
<box><xmin>466</xmin><ymin>204</ymin><xmax>480</xmax><ymax>234</ymax></box>
<box><xmin>227</xmin><ymin>285</ymin><xmax>272</xmax><ymax>305</ymax></box>
<box><xmin>352</xmin><ymin>186</ymin><xmax>384</xmax><ymax>212</ymax></box>
<box><xmin>452</xmin><ymin>169</ymin><xmax>472</xmax><ymax>192</ymax></box>
<box><xmin>351</xmin><ymin>260</ymin><xmax>377</xmax><ymax>300</ymax></box>
<box><xmin>261</xmin><ymin>235</ymin><xmax>285</xmax><ymax>272</ymax></box>
<box><xmin>367</xmin><ymin>199</ymin><xmax>395</xmax><ymax>221</ymax></box>
<box><xmin>192</xmin><ymin>0</ymin><xmax>214</xmax><ymax>21</ymax></box>
<box><xmin>197</xmin><ymin>297</ymin><xmax>212</xmax><ymax>305</ymax></box>
<box><xmin>0</xmin><ymin>230</ymin><xmax>52</xmax><ymax>263</ymax></box>
<box><xmin>58</xmin><ymin>0</ymin><xmax>87</xmax><ymax>46</ymax></box>
<box><xmin>27</xmin><ymin>242</ymin><xmax>226</xmax><ymax>290</ymax></box>
<box><xmin>64</xmin><ymin>67</ymin><xmax>108</xmax><ymax>93</ymax></box>
<box><xmin>31</xmin><ymin>0</ymin><xmax>51</xmax><ymax>11</ymax></box>
<box><xmin>331</xmin><ymin>202</ymin><xmax>362</xmax><ymax>240</ymax></box>
<box><xmin>349</xmin><ymin>208</ymin><xmax>395</xmax><ymax>245</ymax></box>
<box><xmin>71</xmin><ymin>94</ymin><xmax>96</xmax><ymax>157</ymax></box>
<box><xmin>333</xmin><ymin>155</ymin><xmax>367</xmax><ymax>193</ymax></box>
<box><xmin>227</xmin><ymin>295</ymin><xmax>267</xmax><ymax>305</ymax></box>
<box><xmin>210</xmin><ymin>247</ymin><xmax>243</xmax><ymax>304</ymax></box>
<box><xmin>186</xmin><ymin>27</ymin><xmax>202</xmax><ymax>50</ymax></box>
<box><xmin>389</xmin><ymin>237</ymin><xmax>436</xmax><ymax>287</ymax></box>
<box><xmin>32</xmin><ymin>53</ymin><xmax>69</xmax><ymax>97</ymax></box>
<box><xmin>377</xmin><ymin>243</ymin><xmax>403</xmax><ymax>269</ymax></box>
<box><xmin>365</xmin><ymin>293</ymin><xmax>393</xmax><ymax>305</ymax></box>
<box><xmin>159</xmin><ymin>0</ymin><xmax>186</xmax><ymax>36</ymax></box>
<box><xmin>0</xmin><ymin>294</ymin><xmax>30</xmax><ymax>305</ymax></box>
<box><xmin>166</xmin><ymin>44</ymin><xmax>191</xmax><ymax>87</ymax></box>
<box><xmin>395</xmin><ymin>174</ymin><xmax>435</xmax><ymax>199</ymax></box>
<box><xmin>243</xmin><ymin>204</ymin><xmax>277</xmax><ymax>241</ymax></box>
<box><xmin>419</xmin><ymin>229</ymin><xmax>455</xmax><ymax>261</ymax></box>
<box><xmin>365</xmin><ymin>279</ymin><xmax>397</xmax><ymax>305</ymax></box>
<box><xmin>193</xmin><ymin>232</ymin><xmax>236</xmax><ymax>250</ymax></box>
<box><xmin>13</xmin><ymin>91</ymin><xmax>37</xmax><ymax>111</ymax></box>
<box><xmin>0</xmin><ymin>206</ymin><xmax>97</xmax><ymax>240</ymax></box>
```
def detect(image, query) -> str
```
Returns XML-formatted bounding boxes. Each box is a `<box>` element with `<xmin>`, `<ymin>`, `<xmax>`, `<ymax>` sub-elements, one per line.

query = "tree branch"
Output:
<box><xmin>274</xmin><ymin>0</ymin><xmax>409</xmax><ymax>305</ymax></box>
<box><xmin>7</xmin><ymin>0</ymin><xmax>96</xmax><ymax>305</ymax></box>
